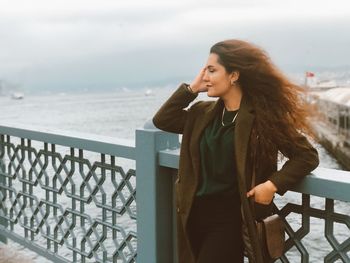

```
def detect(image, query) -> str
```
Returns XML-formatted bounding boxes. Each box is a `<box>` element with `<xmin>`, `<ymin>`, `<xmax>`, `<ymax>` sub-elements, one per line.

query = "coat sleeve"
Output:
<box><xmin>268</xmin><ymin>134</ymin><xmax>319</xmax><ymax>196</ymax></box>
<box><xmin>152</xmin><ymin>83</ymin><xmax>201</xmax><ymax>134</ymax></box>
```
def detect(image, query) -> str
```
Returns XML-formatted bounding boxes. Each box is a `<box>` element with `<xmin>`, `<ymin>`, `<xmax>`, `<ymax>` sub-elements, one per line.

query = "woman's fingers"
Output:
<box><xmin>246</xmin><ymin>188</ymin><xmax>255</xmax><ymax>198</ymax></box>
<box><xmin>190</xmin><ymin>67</ymin><xmax>207</xmax><ymax>92</ymax></box>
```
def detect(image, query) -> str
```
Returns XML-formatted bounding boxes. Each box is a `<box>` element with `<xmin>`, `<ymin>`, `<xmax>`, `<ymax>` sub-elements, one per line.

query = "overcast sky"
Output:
<box><xmin>1</xmin><ymin>0</ymin><xmax>350</xmax><ymax>92</ymax></box>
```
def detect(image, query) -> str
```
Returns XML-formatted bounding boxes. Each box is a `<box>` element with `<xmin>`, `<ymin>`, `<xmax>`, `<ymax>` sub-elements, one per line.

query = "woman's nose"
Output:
<box><xmin>202</xmin><ymin>70</ymin><xmax>210</xmax><ymax>82</ymax></box>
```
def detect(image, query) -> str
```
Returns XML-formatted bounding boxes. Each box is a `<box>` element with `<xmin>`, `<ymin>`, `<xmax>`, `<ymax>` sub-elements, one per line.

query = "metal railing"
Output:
<box><xmin>1</xmin><ymin>121</ymin><xmax>350</xmax><ymax>263</ymax></box>
<box><xmin>0</xmin><ymin>124</ymin><xmax>138</xmax><ymax>263</ymax></box>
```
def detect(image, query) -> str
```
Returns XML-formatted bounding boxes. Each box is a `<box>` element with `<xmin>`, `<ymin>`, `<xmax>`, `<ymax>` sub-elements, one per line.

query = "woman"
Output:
<box><xmin>152</xmin><ymin>39</ymin><xmax>319</xmax><ymax>263</ymax></box>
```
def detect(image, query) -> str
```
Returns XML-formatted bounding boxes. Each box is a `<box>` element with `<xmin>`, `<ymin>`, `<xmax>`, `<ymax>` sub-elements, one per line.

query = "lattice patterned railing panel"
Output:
<box><xmin>0</xmin><ymin>134</ymin><xmax>137</xmax><ymax>263</ymax></box>
<box><xmin>273</xmin><ymin>193</ymin><xmax>350</xmax><ymax>263</ymax></box>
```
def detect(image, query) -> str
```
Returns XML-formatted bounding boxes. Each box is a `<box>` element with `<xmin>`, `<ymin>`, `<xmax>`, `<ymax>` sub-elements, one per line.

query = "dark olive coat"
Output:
<box><xmin>152</xmin><ymin>83</ymin><xmax>319</xmax><ymax>263</ymax></box>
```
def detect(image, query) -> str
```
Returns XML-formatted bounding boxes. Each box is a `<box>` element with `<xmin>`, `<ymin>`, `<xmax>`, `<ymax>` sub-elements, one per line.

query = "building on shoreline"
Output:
<box><xmin>309</xmin><ymin>86</ymin><xmax>350</xmax><ymax>170</ymax></box>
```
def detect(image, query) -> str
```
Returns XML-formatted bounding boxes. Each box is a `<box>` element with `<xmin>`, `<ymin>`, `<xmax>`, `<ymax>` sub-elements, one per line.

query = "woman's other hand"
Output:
<box><xmin>190</xmin><ymin>67</ymin><xmax>209</xmax><ymax>93</ymax></box>
<box><xmin>246</xmin><ymin>180</ymin><xmax>277</xmax><ymax>205</ymax></box>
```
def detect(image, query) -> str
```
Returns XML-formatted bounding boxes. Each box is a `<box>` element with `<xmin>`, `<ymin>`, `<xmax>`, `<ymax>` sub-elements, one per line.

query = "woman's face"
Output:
<box><xmin>203</xmin><ymin>53</ymin><xmax>235</xmax><ymax>97</ymax></box>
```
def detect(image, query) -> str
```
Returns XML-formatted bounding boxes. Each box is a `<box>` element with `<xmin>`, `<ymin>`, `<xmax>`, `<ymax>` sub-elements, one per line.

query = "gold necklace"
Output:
<box><xmin>221</xmin><ymin>107</ymin><xmax>238</xmax><ymax>126</ymax></box>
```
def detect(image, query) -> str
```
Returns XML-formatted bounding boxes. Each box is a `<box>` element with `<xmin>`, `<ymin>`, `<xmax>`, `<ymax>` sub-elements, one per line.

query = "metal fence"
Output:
<box><xmin>0</xmin><ymin>124</ymin><xmax>137</xmax><ymax>263</ymax></box>
<box><xmin>1</xmin><ymin>121</ymin><xmax>350</xmax><ymax>263</ymax></box>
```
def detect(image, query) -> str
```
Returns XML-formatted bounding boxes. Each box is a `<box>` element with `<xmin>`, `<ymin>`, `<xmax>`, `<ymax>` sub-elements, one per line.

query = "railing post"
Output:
<box><xmin>136</xmin><ymin>119</ymin><xmax>180</xmax><ymax>263</ymax></box>
<box><xmin>0</xmin><ymin>134</ymin><xmax>8</xmax><ymax>244</ymax></box>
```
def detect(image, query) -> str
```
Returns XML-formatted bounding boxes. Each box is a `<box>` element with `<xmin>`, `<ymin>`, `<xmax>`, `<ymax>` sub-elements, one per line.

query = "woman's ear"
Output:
<box><xmin>230</xmin><ymin>71</ymin><xmax>240</xmax><ymax>83</ymax></box>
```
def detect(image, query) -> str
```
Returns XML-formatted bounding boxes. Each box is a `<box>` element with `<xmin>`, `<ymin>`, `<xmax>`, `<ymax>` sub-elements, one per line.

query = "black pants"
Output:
<box><xmin>187</xmin><ymin>193</ymin><xmax>244</xmax><ymax>263</ymax></box>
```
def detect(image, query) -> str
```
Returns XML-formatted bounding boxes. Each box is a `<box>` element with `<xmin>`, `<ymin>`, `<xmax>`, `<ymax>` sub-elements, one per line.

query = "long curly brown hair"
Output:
<box><xmin>210</xmin><ymin>39</ymin><xmax>315</xmax><ymax>163</ymax></box>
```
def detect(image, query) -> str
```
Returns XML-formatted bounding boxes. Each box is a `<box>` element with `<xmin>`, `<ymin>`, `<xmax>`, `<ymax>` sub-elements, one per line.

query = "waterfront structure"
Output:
<box><xmin>311</xmin><ymin>87</ymin><xmax>350</xmax><ymax>170</ymax></box>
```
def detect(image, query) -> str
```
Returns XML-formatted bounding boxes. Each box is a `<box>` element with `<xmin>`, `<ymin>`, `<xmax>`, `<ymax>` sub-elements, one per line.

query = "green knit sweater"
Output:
<box><xmin>196</xmin><ymin>107</ymin><xmax>240</xmax><ymax>197</ymax></box>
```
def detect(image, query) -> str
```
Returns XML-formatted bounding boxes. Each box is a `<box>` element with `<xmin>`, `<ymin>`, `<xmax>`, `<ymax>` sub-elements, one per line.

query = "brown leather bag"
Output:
<box><xmin>256</xmin><ymin>213</ymin><xmax>285</xmax><ymax>260</ymax></box>
<box><xmin>241</xmin><ymin>203</ymin><xmax>285</xmax><ymax>262</ymax></box>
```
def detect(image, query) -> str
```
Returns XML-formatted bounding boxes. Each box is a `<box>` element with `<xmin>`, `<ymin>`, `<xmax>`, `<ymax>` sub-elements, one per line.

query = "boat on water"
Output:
<box><xmin>11</xmin><ymin>92</ymin><xmax>24</xmax><ymax>100</ymax></box>
<box><xmin>145</xmin><ymin>89</ymin><xmax>153</xmax><ymax>96</ymax></box>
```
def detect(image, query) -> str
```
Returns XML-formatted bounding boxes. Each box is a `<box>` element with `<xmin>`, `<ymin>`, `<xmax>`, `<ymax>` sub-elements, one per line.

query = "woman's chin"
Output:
<box><xmin>207</xmin><ymin>90</ymin><xmax>217</xmax><ymax>97</ymax></box>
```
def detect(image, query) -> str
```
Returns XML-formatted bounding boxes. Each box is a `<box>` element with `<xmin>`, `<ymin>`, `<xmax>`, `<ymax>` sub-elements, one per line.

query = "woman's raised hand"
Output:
<box><xmin>190</xmin><ymin>67</ymin><xmax>208</xmax><ymax>93</ymax></box>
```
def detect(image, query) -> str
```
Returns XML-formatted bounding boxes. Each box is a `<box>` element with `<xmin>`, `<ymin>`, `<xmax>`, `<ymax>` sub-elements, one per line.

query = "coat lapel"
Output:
<box><xmin>234</xmin><ymin>95</ymin><xmax>255</xmax><ymax>191</ymax></box>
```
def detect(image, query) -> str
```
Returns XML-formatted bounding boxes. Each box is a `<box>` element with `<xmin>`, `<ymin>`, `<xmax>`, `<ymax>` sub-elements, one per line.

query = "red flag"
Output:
<box><xmin>306</xmin><ymin>71</ymin><xmax>315</xmax><ymax>77</ymax></box>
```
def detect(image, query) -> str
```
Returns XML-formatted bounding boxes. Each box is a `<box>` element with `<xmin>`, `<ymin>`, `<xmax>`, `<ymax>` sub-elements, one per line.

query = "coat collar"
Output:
<box><xmin>189</xmin><ymin>94</ymin><xmax>255</xmax><ymax>190</ymax></box>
